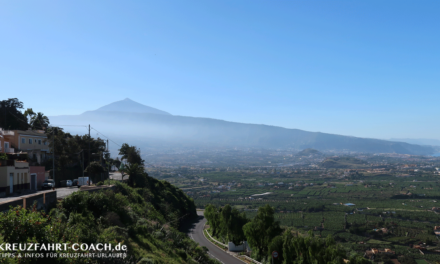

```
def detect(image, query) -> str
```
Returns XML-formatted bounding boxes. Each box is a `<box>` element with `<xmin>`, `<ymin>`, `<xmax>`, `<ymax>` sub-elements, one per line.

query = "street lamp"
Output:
<box><xmin>47</xmin><ymin>126</ymin><xmax>56</xmax><ymax>187</ymax></box>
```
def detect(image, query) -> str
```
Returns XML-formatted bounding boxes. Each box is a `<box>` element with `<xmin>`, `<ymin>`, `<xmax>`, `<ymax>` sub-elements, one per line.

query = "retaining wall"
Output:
<box><xmin>0</xmin><ymin>190</ymin><xmax>57</xmax><ymax>212</ymax></box>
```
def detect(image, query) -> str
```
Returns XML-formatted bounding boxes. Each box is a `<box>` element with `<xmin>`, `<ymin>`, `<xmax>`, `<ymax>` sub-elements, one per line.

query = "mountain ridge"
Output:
<box><xmin>389</xmin><ymin>138</ymin><xmax>440</xmax><ymax>147</ymax></box>
<box><xmin>89</xmin><ymin>98</ymin><xmax>172</xmax><ymax>115</ymax></box>
<box><xmin>48</xmin><ymin>99</ymin><xmax>436</xmax><ymax>155</ymax></box>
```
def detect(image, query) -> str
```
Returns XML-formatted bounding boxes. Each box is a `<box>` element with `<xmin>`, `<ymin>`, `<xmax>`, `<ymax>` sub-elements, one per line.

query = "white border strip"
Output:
<box><xmin>204</xmin><ymin>226</ymin><xmax>227</xmax><ymax>247</ymax></box>
<box><xmin>203</xmin><ymin>224</ymin><xmax>262</xmax><ymax>264</ymax></box>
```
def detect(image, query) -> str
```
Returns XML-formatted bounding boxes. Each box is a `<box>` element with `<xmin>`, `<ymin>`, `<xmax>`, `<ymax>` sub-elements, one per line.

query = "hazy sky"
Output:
<box><xmin>1</xmin><ymin>1</ymin><xmax>439</xmax><ymax>140</ymax></box>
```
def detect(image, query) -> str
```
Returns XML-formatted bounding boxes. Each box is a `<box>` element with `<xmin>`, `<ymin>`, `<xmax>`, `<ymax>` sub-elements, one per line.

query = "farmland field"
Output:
<box><xmin>149</xmin><ymin>153</ymin><xmax>440</xmax><ymax>262</ymax></box>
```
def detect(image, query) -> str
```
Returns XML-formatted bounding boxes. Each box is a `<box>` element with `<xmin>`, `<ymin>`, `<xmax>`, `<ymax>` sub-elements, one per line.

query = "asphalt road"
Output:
<box><xmin>0</xmin><ymin>172</ymin><xmax>124</xmax><ymax>202</ymax></box>
<box><xmin>186</xmin><ymin>211</ymin><xmax>243</xmax><ymax>264</ymax></box>
<box><xmin>56</xmin><ymin>186</ymin><xmax>81</xmax><ymax>198</ymax></box>
<box><xmin>109</xmin><ymin>172</ymin><xmax>124</xmax><ymax>181</ymax></box>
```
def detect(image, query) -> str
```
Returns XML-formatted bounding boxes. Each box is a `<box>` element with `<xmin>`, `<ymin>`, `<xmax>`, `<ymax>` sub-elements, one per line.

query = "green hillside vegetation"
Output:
<box><xmin>296</xmin><ymin>148</ymin><xmax>322</xmax><ymax>156</ymax></box>
<box><xmin>320</xmin><ymin>157</ymin><xmax>367</xmax><ymax>169</ymax></box>
<box><xmin>205</xmin><ymin>204</ymin><xmax>370</xmax><ymax>264</ymax></box>
<box><xmin>0</xmin><ymin>177</ymin><xmax>217</xmax><ymax>264</ymax></box>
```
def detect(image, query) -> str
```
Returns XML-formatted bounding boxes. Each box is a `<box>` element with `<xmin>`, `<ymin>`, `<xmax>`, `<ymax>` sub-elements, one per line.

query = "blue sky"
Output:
<box><xmin>1</xmin><ymin>0</ymin><xmax>439</xmax><ymax>140</ymax></box>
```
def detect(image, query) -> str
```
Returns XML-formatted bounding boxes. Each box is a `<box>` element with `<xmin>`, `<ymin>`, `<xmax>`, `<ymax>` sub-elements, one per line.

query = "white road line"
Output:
<box><xmin>208</xmin><ymin>252</ymin><xmax>225</xmax><ymax>264</ymax></box>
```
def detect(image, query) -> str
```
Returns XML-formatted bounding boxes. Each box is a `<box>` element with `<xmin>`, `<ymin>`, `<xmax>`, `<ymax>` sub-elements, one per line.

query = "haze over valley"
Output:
<box><xmin>50</xmin><ymin>98</ymin><xmax>439</xmax><ymax>160</ymax></box>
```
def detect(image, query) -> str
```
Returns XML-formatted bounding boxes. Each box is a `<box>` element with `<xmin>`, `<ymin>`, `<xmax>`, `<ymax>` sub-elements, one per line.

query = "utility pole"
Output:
<box><xmin>88</xmin><ymin>124</ymin><xmax>91</xmax><ymax>167</ymax></box>
<box><xmin>82</xmin><ymin>150</ymin><xmax>84</xmax><ymax>178</ymax></box>
<box><xmin>107</xmin><ymin>139</ymin><xmax>110</xmax><ymax>180</ymax></box>
<box><xmin>88</xmin><ymin>124</ymin><xmax>91</xmax><ymax>185</ymax></box>
<box><xmin>52</xmin><ymin>127</ymin><xmax>55</xmax><ymax>186</ymax></box>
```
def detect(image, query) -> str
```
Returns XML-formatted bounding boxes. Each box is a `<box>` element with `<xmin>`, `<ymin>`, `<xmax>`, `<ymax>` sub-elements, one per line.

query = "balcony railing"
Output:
<box><xmin>1</xmin><ymin>130</ymin><xmax>15</xmax><ymax>136</ymax></box>
<box><xmin>5</xmin><ymin>148</ymin><xmax>14</xmax><ymax>153</ymax></box>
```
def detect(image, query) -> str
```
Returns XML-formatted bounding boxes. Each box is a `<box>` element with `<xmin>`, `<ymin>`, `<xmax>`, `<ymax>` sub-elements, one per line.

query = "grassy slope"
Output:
<box><xmin>0</xmin><ymin>175</ymin><xmax>218</xmax><ymax>264</ymax></box>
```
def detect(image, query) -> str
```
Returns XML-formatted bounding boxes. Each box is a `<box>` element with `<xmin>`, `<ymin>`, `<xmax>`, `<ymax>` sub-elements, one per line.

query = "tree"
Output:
<box><xmin>45</xmin><ymin>127</ymin><xmax>106</xmax><ymax>184</ymax></box>
<box><xmin>282</xmin><ymin>229</ymin><xmax>296</xmax><ymax>264</ymax></box>
<box><xmin>85</xmin><ymin>161</ymin><xmax>106</xmax><ymax>183</ymax></box>
<box><xmin>24</xmin><ymin>108</ymin><xmax>36</xmax><ymax>125</ymax></box>
<box><xmin>119</xmin><ymin>143</ymin><xmax>144</xmax><ymax>165</ymax></box>
<box><xmin>268</xmin><ymin>235</ymin><xmax>284</xmax><ymax>264</ymax></box>
<box><xmin>113</xmin><ymin>157</ymin><xmax>121</xmax><ymax>168</ymax></box>
<box><xmin>243</xmin><ymin>204</ymin><xmax>282</xmax><ymax>259</ymax></box>
<box><xmin>30</xmin><ymin>112</ymin><xmax>50</xmax><ymax>130</ymax></box>
<box><xmin>204</xmin><ymin>204</ymin><xmax>222</xmax><ymax>238</ymax></box>
<box><xmin>219</xmin><ymin>204</ymin><xmax>249</xmax><ymax>244</ymax></box>
<box><xmin>125</xmin><ymin>163</ymin><xmax>144</xmax><ymax>187</ymax></box>
<box><xmin>0</xmin><ymin>98</ymin><xmax>29</xmax><ymax>130</ymax></box>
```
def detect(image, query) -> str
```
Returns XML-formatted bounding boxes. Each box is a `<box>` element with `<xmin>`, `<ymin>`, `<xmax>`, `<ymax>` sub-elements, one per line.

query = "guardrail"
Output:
<box><xmin>243</xmin><ymin>255</ymin><xmax>262</xmax><ymax>264</ymax></box>
<box><xmin>203</xmin><ymin>224</ymin><xmax>263</xmax><ymax>264</ymax></box>
<box><xmin>204</xmin><ymin>226</ymin><xmax>227</xmax><ymax>247</ymax></box>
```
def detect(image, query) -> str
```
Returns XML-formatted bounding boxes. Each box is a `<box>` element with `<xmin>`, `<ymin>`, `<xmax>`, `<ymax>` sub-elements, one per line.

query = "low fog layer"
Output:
<box><xmin>48</xmin><ymin>99</ymin><xmax>437</xmax><ymax>157</ymax></box>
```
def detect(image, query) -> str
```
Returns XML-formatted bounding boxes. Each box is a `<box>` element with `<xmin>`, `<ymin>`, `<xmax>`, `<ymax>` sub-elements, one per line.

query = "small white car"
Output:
<box><xmin>42</xmin><ymin>179</ymin><xmax>55</xmax><ymax>189</ymax></box>
<box><xmin>66</xmin><ymin>180</ymin><xmax>72</xmax><ymax>187</ymax></box>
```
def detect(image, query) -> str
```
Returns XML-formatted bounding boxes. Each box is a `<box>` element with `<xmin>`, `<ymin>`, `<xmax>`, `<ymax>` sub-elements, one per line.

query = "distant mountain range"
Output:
<box><xmin>48</xmin><ymin>99</ymin><xmax>438</xmax><ymax>155</ymax></box>
<box><xmin>91</xmin><ymin>98</ymin><xmax>171</xmax><ymax>115</ymax></box>
<box><xmin>389</xmin><ymin>138</ymin><xmax>440</xmax><ymax>147</ymax></box>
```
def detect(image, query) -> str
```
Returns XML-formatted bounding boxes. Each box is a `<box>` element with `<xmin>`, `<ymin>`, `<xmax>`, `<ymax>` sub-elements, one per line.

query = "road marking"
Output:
<box><xmin>208</xmin><ymin>252</ymin><xmax>225</xmax><ymax>264</ymax></box>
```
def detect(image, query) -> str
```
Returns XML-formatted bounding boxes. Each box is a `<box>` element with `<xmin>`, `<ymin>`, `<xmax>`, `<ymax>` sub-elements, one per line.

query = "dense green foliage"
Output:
<box><xmin>243</xmin><ymin>204</ymin><xmax>282</xmax><ymax>259</ymax></box>
<box><xmin>205</xmin><ymin>204</ymin><xmax>248</xmax><ymax>245</ymax></box>
<box><xmin>24</xmin><ymin>109</ymin><xmax>50</xmax><ymax>130</ymax></box>
<box><xmin>0</xmin><ymin>178</ymin><xmax>215</xmax><ymax>264</ymax></box>
<box><xmin>205</xmin><ymin>203</ymin><xmax>371</xmax><ymax>263</ymax></box>
<box><xmin>45</xmin><ymin>127</ymin><xmax>108</xmax><ymax>184</ymax></box>
<box><xmin>119</xmin><ymin>143</ymin><xmax>144</xmax><ymax>166</ymax></box>
<box><xmin>0</xmin><ymin>98</ymin><xmax>29</xmax><ymax>130</ymax></box>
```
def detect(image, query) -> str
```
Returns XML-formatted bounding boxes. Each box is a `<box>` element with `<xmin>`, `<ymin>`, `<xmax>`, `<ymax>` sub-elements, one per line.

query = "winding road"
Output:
<box><xmin>185</xmin><ymin>211</ymin><xmax>244</xmax><ymax>264</ymax></box>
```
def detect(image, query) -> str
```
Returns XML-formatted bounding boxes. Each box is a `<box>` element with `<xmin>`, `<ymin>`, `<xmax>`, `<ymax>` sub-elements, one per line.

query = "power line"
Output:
<box><xmin>90</xmin><ymin>127</ymin><xmax>122</xmax><ymax>147</ymax></box>
<box><xmin>52</xmin><ymin>125</ymin><xmax>88</xmax><ymax>127</ymax></box>
<box><xmin>89</xmin><ymin>127</ymin><xmax>152</xmax><ymax>167</ymax></box>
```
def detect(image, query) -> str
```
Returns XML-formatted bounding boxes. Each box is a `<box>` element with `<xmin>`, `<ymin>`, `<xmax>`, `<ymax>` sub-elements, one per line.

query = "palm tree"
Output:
<box><xmin>24</xmin><ymin>108</ymin><xmax>36</xmax><ymax>125</ymax></box>
<box><xmin>125</xmin><ymin>163</ymin><xmax>144</xmax><ymax>187</ymax></box>
<box><xmin>30</xmin><ymin>112</ymin><xmax>50</xmax><ymax>130</ymax></box>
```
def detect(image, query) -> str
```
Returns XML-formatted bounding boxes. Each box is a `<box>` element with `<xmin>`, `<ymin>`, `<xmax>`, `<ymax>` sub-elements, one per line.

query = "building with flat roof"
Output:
<box><xmin>2</xmin><ymin>130</ymin><xmax>51</xmax><ymax>164</ymax></box>
<box><xmin>0</xmin><ymin>158</ymin><xmax>31</xmax><ymax>195</ymax></box>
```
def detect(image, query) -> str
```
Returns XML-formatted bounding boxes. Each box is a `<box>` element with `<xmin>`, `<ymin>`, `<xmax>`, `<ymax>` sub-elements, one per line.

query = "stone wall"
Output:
<box><xmin>0</xmin><ymin>190</ymin><xmax>57</xmax><ymax>212</ymax></box>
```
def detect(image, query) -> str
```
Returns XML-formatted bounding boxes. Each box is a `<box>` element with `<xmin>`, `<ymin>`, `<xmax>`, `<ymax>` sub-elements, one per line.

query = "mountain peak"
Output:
<box><xmin>89</xmin><ymin>99</ymin><xmax>171</xmax><ymax>115</ymax></box>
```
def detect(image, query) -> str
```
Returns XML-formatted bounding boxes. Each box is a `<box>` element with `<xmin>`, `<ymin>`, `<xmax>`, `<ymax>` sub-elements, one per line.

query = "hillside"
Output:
<box><xmin>389</xmin><ymin>138</ymin><xmax>440</xmax><ymax>147</ymax></box>
<box><xmin>49</xmin><ymin>99</ymin><xmax>436</xmax><ymax>155</ymax></box>
<box><xmin>296</xmin><ymin>148</ymin><xmax>323</xmax><ymax>156</ymax></box>
<box><xmin>0</xmin><ymin>176</ymin><xmax>216</xmax><ymax>264</ymax></box>
<box><xmin>320</xmin><ymin>156</ymin><xmax>368</xmax><ymax>169</ymax></box>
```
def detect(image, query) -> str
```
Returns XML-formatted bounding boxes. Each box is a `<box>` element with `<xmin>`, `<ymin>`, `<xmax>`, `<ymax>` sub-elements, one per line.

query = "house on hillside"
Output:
<box><xmin>0</xmin><ymin>129</ymin><xmax>14</xmax><ymax>154</ymax></box>
<box><xmin>0</xmin><ymin>154</ymin><xmax>32</xmax><ymax>195</ymax></box>
<box><xmin>2</xmin><ymin>130</ymin><xmax>51</xmax><ymax>164</ymax></box>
